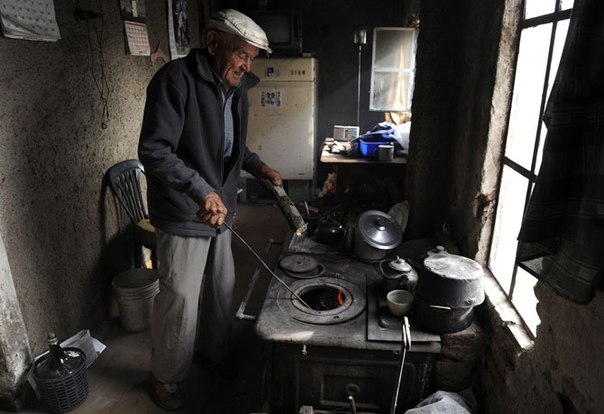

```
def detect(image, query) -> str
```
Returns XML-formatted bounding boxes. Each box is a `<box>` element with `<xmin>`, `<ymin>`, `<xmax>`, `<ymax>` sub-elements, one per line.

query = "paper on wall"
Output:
<box><xmin>0</xmin><ymin>0</ymin><xmax>61</xmax><ymax>42</ymax></box>
<box><xmin>124</xmin><ymin>21</ymin><xmax>151</xmax><ymax>56</ymax></box>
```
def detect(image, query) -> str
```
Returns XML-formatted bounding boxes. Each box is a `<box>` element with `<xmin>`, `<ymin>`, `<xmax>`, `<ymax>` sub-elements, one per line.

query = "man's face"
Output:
<box><xmin>209</xmin><ymin>32</ymin><xmax>260</xmax><ymax>88</ymax></box>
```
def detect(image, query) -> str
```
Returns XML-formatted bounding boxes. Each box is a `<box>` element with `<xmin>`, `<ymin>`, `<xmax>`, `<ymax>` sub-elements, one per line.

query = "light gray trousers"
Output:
<box><xmin>151</xmin><ymin>228</ymin><xmax>235</xmax><ymax>384</ymax></box>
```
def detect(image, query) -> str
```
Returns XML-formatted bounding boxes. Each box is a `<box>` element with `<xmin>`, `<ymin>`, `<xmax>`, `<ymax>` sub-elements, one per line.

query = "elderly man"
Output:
<box><xmin>138</xmin><ymin>9</ymin><xmax>281</xmax><ymax>410</ymax></box>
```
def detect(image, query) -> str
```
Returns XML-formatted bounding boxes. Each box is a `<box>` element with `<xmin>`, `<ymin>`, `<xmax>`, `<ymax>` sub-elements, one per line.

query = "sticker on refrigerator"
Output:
<box><xmin>259</xmin><ymin>90</ymin><xmax>283</xmax><ymax>108</ymax></box>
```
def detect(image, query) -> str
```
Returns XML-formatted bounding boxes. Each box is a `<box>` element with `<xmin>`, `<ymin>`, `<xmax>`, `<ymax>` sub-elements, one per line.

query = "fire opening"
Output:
<box><xmin>300</xmin><ymin>286</ymin><xmax>347</xmax><ymax>311</ymax></box>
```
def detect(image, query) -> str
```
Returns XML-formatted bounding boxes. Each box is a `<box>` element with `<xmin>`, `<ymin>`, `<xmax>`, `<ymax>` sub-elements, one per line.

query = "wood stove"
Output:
<box><xmin>252</xmin><ymin>233</ymin><xmax>441</xmax><ymax>413</ymax></box>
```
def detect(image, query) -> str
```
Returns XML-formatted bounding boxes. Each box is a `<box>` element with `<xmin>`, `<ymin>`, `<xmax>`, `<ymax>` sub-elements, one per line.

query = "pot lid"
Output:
<box><xmin>423</xmin><ymin>254</ymin><xmax>483</xmax><ymax>281</ymax></box>
<box><xmin>357</xmin><ymin>210</ymin><xmax>403</xmax><ymax>250</ymax></box>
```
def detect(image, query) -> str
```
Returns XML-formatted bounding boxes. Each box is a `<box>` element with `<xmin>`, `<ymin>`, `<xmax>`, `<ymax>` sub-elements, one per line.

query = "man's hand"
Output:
<box><xmin>257</xmin><ymin>163</ymin><xmax>283</xmax><ymax>186</ymax></box>
<box><xmin>197</xmin><ymin>192</ymin><xmax>228</xmax><ymax>228</ymax></box>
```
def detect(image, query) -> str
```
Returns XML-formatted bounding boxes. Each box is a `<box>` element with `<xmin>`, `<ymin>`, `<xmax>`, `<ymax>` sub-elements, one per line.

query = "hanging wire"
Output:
<box><xmin>85</xmin><ymin>3</ymin><xmax>110</xmax><ymax>129</ymax></box>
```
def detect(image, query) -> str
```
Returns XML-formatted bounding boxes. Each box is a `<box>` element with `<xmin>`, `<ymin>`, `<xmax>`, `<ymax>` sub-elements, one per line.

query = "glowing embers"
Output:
<box><xmin>300</xmin><ymin>285</ymin><xmax>346</xmax><ymax>311</ymax></box>
<box><xmin>277</xmin><ymin>277</ymin><xmax>366</xmax><ymax>325</ymax></box>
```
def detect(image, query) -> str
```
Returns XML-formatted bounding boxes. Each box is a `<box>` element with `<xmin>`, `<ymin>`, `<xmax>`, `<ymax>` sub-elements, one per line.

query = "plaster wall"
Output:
<box><xmin>0</xmin><ymin>0</ymin><xmax>193</xmax><ymax>390</ymax></box>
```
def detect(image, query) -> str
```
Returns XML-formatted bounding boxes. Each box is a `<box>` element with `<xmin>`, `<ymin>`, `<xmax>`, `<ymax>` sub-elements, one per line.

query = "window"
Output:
<box><xmin>369</xmin><ymin>27</ymin><xmax>418</xmax><ymax>113</ymax></box>
<box><xmin>488</xmin><ymin>0</ymin><xmax>574</xmax><ymax>336</ymax></box>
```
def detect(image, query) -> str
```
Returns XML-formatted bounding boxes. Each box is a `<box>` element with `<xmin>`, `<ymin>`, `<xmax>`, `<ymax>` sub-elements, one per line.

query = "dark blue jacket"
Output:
<box><xmin>138</xmin><ymin>48</ymin><xmax>264</xmax><ymax>237</ymax></box>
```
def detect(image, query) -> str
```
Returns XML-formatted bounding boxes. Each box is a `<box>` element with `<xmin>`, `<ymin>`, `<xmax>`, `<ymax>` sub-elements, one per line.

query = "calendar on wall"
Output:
<box><xmin>124</xmin><ymin>21</ymin><xmax>150</xmax><ymax>56</ymax></box>
<box><xmin>120</xmin><ymin>0</ymin><xmax>150</xmax><ymax>56</ymax></box>
<box><xmin>0</xmin><ymin>0</ymin><xmax>61</xmax><ymax>41</ymax></box>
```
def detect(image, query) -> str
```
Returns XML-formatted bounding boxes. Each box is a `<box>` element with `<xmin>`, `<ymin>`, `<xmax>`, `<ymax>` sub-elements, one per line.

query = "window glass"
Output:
<box><xmin>511</xmin><ymin>268</ymin><xmax>540</xmax><ymax>336</ymax></box>
<box><xmin>536</xmin><ymin>20</ymin><xmax>570</xmax><ymax>174</ymax></box>
<box><xmin>370</xmin><ymin>27</ymin><xmax>417</xmax><ymax>112</ymax></box>
<box><xmin>489</xmin><ymin>166</ymin><xmax>529</xmax><ymax>292</ymax></box>
<box><xmin>505</xmin><ymin>24</ymin><xmax>551</xmax><ymax>171</ymax></box>
<box><xmin>560</xmin><ymin>0</ymin><xmax>575</xmax><ymax>11</ymax></box>
<box><xmin>525</xmin><ymin>0</ymin><xmax>556</xmax><ymax>19</ymax></box>
<box><xmin>371</xmin><ymin>72</ymin><xmax>414</xmax><ymax>111</ymax></box>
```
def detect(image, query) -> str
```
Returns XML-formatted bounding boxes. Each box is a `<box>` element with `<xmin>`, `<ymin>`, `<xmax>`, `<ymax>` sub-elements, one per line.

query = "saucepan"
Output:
<box><xmin>353</xmin><ymin>210</ymin><xmax>403</xmax><ymax>262</ymax></box>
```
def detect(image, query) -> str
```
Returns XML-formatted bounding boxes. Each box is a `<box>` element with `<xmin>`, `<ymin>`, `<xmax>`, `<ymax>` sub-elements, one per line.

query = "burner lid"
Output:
<box><xmin>280</xmin><ymin>254</ymin><xmax>319</xmax><ymax>274</ymax></box>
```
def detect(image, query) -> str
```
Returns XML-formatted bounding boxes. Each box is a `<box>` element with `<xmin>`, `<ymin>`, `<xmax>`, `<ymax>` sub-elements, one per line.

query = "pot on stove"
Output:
<box><xmin>354</xmin><ymin>210</ymin><xmax>403</xmax><ymax>262</ymax></box>
<box><xmin>315</xmin><ymin>218</ymin><xmax>344</xmax><ymax>244</ymax></box>
<box><xmin>413</xmin><ymin>251</ymin><xmax>485</xmax><ymax>333</ymax></box>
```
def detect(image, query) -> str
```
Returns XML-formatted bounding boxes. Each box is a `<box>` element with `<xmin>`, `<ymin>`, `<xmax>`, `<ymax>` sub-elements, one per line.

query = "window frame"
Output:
<box><xmin>369</xmin><ymin>27</ymin><xmax>418</xmax><ymax>113</ymax></box>
<box><xmin>487</xmin><ymin>0</ymin><xmax>573</xmax><ymax>338</ymax></box>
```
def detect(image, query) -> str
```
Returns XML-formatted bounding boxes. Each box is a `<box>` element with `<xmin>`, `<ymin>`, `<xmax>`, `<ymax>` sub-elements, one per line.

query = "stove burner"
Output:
<box><xmin>277</xmin><ymin>277</ymin><xmax>366</xmax><ymax>325</ymax></box>
<box><xmin>279</xmin><ymin>254</ymin><xmax>325</xmax><ymax>279</ymax></box>
<box><xmin>300</xmin><ymin>285</ymin><xmax>345</xmax><ymax>311</ymax></box>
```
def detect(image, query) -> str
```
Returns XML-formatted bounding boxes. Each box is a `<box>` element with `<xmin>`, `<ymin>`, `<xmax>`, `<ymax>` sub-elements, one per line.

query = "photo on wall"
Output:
<box><xmin>167</xmin><ymin>0</ymin><xmax>190</xmax><ymax>59</ymax></box>
<box><xmin>119</xmin><ymin>0</ymin><xmax>147</xmax><ymax>23</ymax></box>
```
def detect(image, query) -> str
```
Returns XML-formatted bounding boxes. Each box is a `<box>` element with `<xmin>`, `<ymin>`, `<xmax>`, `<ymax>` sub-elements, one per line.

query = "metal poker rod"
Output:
<box><xmin>223</xmin><ymin>222</ymin><xmax>312</xmax><ymax>309</ymax></box>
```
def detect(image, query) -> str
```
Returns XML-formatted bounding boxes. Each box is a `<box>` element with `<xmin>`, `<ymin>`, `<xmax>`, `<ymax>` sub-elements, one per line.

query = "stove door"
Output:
<box><xmin>269</xmin><ymin>343</ymin><xmax>435</xmax><ymax>413</ymax></box>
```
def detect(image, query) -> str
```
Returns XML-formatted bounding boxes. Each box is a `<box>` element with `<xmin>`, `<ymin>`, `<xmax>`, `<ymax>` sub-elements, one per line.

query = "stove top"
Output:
<box><xmin>254</xmin><ymin>233</ymin><xmax>441</xmax><ymax>353</ymax></box>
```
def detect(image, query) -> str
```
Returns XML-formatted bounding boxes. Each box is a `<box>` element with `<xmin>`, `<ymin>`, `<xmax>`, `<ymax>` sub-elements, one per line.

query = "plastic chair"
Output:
<box><xmin>104</xmin><ymin>159</ymin><xmax>157</xmax><ymax>269</ymax></box>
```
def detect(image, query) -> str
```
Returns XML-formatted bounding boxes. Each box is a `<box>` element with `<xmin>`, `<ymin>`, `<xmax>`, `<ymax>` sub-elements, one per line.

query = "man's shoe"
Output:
<box><xmin>150</xmin><ymin>375</ymin><xmax>184</xmax><ymax>411</ymax></box>
<box><xmin>194</xmin><ymin>353</ymin><xmax>239</xmax><ymax>379</ymax></box>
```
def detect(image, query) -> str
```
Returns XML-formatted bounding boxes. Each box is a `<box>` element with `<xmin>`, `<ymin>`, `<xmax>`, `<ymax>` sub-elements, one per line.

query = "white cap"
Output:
<box><xmin>207</xmin><ymin>9</ymin><xmax>272</xmax><ymax>53</ymax></box>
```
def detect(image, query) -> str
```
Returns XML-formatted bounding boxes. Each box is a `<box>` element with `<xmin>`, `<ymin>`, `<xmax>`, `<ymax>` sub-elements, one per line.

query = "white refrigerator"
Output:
<box><xmin>247</xmin><ymin>57</ymin><xmax>317</xmax><ymax>188</ymax></box>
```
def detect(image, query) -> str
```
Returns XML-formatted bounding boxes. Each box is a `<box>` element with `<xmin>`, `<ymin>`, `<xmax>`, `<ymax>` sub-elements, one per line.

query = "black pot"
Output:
<box><xmin>415</xmin><ymin>252</ymin><xmax>484</xmax><ymax>308</ymax></box>
<box><xmin>315</xmin><ymin>218</ymin><xmax>344</xmax><ymax>244</ymax></box>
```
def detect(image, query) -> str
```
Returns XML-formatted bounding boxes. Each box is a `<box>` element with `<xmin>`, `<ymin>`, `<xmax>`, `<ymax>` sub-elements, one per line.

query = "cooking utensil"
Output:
<box><xmin>379</xmin><ymin>256</ymin><xmax>418</xmax><ymax>293</ymax></box>
<box><xmin>415</xmin><ymin>253</ymin><xmax>484</xmax><ymax>308</ymax></box>
<box><xmin>315</xmin><ymin>218</ymin><xmax>344</xmax><ymax>244</ymax></box>
<box><xmin>354</xmin><ymin>210</ymin><xmax>402</xmax><ymax>262</ymax></box>
<box><xmin>386</xmin><ymin>289</ymin><xmax>414</xmax><ymax>317</ymax></box>
<box><xmin>223</xmin><ymin>222</ymin><xmax>311</xmax><ymax>309</ymax></box>
<box><xmin>412</xmin><ymin>251</ymin><xmax>484</xmax><ymax>333</ymax></box>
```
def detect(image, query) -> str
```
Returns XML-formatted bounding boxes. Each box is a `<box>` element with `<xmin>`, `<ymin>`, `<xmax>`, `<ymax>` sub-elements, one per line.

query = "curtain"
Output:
<box><xmin>516</xmin><ymin>0</ymin><xmax>604</xmax><ymax>304</ymax></box>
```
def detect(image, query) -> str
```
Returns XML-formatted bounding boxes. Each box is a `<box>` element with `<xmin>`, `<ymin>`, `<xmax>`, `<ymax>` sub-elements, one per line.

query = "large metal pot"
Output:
<box><xmin>413</xmin><ymin>251</ymin><xmax>485</xmax><ymax>333</ymax></box>
<box><xmin>415</xmin><ymin>252</ymin><xmax>484</xmax><ymax>308</ymax></box>
<box><xmin>354</xmin><ymin>210</ymin><xmax>402</xmax><ymax>262</ymax></box>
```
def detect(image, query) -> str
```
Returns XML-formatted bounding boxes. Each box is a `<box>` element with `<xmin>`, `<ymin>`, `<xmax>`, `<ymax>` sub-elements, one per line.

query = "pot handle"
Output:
<box><xmin>429</xmin><ymin>304</ymin><xmax>452</xmax><ymax>310</ymax></box>
<box><xmin>375</xmin><ymin>217</ymin><xmax>387</xmax><ymax>231</ymax></box>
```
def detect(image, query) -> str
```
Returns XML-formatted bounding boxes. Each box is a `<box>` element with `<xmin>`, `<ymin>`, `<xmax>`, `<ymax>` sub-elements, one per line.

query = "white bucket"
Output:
<box><xmin>112</xmin><ymin>269</ymin><xmax>159</xmax><ymax>332</ymax></box>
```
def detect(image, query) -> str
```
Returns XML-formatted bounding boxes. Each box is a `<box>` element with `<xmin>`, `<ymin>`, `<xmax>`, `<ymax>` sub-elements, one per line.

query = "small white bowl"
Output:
<box><xmin>387</xmin><ymin>289</ymin><xmax>414</xmax><ymax>317</ymax></box>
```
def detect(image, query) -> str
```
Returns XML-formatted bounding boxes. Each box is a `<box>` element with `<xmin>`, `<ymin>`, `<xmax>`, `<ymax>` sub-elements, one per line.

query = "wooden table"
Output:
<box><xmin>320</xmin><ymin>139</ymin><xmax>407</xmax><ymax>204</ymax></box>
